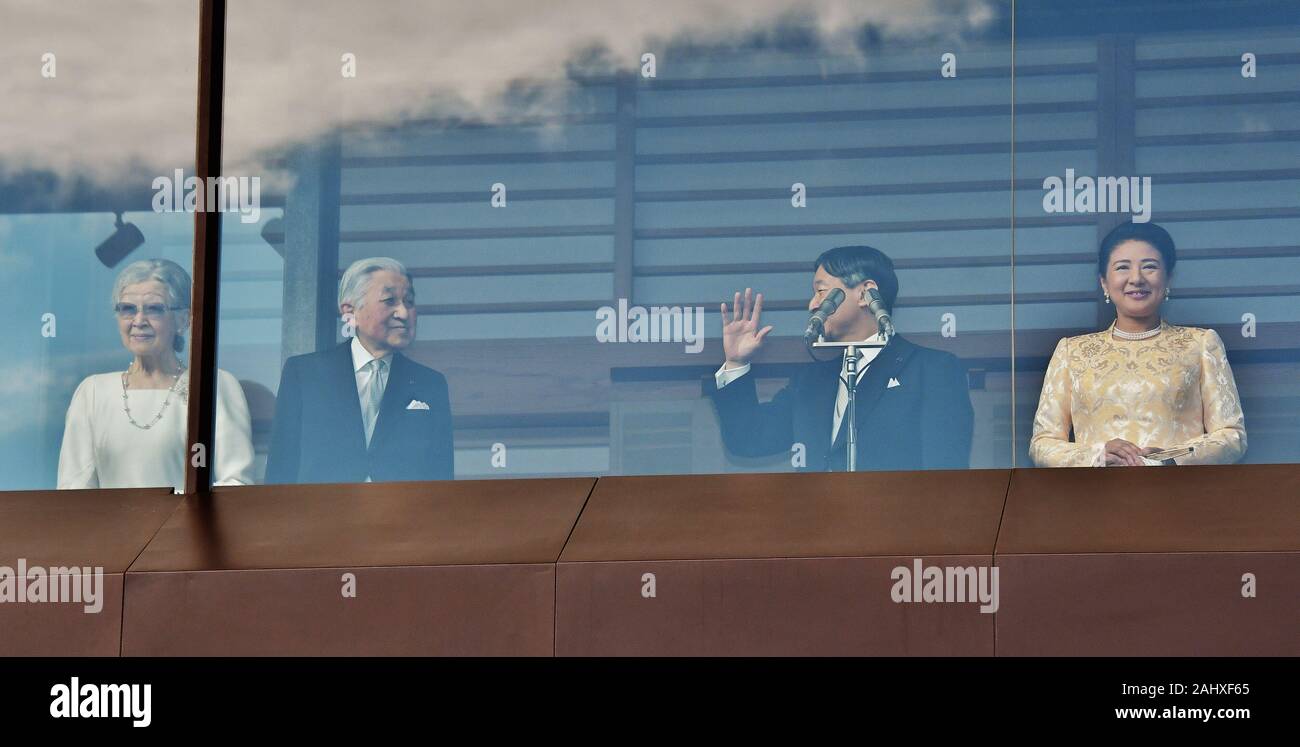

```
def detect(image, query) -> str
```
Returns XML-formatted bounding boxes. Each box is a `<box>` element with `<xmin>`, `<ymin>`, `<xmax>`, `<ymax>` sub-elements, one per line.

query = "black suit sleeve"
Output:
<box><xmin>429</xmin><ymin>371</ymin><xmax>455</xmax><ymax>480</ymax></box>
<box><xmin>705</xmin><ymin>369</ymin><xmax>796</xmax><ymax>458</ymax></box>
<box><xmin>264</xmin><ymin>356</ymin><xmax>302</xmax><ymax>485</ymax></box>
<box><xmin>919</xmin><ymin>351</ymin><xmax>974</xmax><ymax>469</ymax></box>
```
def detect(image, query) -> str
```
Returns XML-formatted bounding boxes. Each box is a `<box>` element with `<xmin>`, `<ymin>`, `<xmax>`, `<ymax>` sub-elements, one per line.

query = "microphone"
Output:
<box><xmin>803</xmin><ymin>288</ymin><xmax>846</xmax><ymax>343</ymax></box>
<box><xmin>867</xmin><ymin>287</ymin><xmax>895</xmax><ymax>339</ymax></box>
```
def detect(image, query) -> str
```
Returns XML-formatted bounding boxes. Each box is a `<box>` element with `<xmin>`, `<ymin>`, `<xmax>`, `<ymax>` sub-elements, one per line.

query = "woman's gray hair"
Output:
<box><xmin>112</xmin><ymin>258</ymin><xmax>192</xmax><ymax>353</ymax></box>
<box><xmin>338</xmin><ymin>257</ymin><xmax>412</xmax><ymax>311</ymax></box>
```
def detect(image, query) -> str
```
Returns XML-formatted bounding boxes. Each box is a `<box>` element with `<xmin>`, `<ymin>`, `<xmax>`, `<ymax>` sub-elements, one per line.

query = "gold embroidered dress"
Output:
<box><xmin>1030</xmin><ymin>321</ymin><xmax>1246</xmax><ymax>467</ymax></box>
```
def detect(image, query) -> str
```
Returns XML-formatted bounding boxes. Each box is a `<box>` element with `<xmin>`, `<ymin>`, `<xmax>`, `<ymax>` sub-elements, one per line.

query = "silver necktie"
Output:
<box><xmin>363</xmin><ymin>357</ymin><xmax>388</xmax><ymax>446</ymax></box>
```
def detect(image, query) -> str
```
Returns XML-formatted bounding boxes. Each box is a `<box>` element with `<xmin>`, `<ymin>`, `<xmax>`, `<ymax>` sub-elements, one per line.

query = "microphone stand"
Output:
<box><xmin>811</xmin><ymin>333</ymin><xmax>889</xmax><ymax>472</ymax></box>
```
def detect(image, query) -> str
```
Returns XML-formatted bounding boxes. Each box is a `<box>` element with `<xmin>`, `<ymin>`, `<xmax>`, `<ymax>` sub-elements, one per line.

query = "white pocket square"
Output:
<box><xmin>887</xmin><ymin>377</ymin><xmax>902</xmax><ymax>388</ymax></box>
<box><xmin>405</xmin><ymin>399</ymin><xmax>430</xmax><ymax>410</ymax></box>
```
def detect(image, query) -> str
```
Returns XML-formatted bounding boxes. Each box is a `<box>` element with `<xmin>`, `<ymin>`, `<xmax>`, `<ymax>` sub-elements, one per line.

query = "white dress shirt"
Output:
<box><xmin>57</xmin><ymin>368</ymin><xmax>255</xmax><ymax>490</ymax></box>
<box><xmin>714</xmin><ymin>332</ymin><xmax>886</xmax><ymax>441</ymax></box>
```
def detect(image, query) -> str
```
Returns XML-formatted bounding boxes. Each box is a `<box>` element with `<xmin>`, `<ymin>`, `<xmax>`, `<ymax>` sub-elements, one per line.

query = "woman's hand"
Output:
<box><xmin>1104</xmin><ymin>438</ymin><xmax>1149</xmax><ymax>466</ymax></box>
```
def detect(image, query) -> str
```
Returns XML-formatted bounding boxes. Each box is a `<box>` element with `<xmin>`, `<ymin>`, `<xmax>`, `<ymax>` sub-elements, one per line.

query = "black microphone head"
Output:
<box><xmin>824</xmin><ymin>287</ymin><xmax>846</xmax><ymax>311</ymax></box>
<box><xmin>866</xmin><ymin>286</ymin><xmax>895</xmax><ymax>339</ymax></box>
<box><xmin>805</xmin><ymin>287</ymin><xmax>847</xmax><ymax>343</ymax></box>
<box><xmin>866</xmin><ymin>287</ymin><xmax>891</xmax><ymax>315</ymax></box>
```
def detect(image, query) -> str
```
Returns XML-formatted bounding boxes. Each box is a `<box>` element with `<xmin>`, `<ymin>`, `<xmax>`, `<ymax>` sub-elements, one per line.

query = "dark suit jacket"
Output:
<box><xmin>705</xmin><ymin>335</ymin><xmax>973</xmax><ymax>472</ymax></box>
<box><xmin>265</xmin><ymin>341</ymin><xmax>454</xmax><ymax>484</ymax></box>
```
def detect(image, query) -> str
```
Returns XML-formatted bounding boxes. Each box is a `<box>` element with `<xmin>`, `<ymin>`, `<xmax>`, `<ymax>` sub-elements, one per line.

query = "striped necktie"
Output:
<box><xmin>833</xmin><ymin>351</ymin><xmax>867</xmax><ymax>440</ymax></box>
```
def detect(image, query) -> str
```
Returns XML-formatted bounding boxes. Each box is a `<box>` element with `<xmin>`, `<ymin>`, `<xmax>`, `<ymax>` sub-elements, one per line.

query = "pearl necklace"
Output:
<box><xmin>1111</xmin><ymin>322</ymin><xmax>1163</xmax><ymax>341</ymax></box>
<box><xmin>121</xmin><ymin>362</ymin><xmax>187</xmax><ymax>430</ymax></box>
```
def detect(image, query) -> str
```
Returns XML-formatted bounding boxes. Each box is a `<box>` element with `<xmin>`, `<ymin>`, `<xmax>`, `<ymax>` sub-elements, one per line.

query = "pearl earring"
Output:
<box><xmin>1104</xmin><ymin>293</ymin><xmax>1111</xmax><ymax>304</ymax></box>
<box><xmin>1165</xmin><ymin>288</ymin><xmax>1170</xmax><ymax>300</ymax></box>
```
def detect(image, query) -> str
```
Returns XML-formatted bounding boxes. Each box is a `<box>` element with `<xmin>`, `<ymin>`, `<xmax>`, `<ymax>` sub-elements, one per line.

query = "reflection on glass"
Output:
<box><xmin>1013</xmin><ymin>3</ymin><xmax>1300</xmax><ymax>468</ymax></box>
<box><xmin>216</xmin><ymin>0</ymin><xmax>1015</xmax><ymax>484</ymax></box>
<box><xmin>0</xmin><ymin>0</ymin><xmax>201</xmax><ymax>491</ymax></box>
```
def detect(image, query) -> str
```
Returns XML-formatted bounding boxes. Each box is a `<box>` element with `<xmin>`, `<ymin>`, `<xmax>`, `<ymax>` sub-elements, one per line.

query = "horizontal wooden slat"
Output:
<box><xmin>634</xmin><ymin>207</ymin><xmax>1300</xmax><ymax>241</ymax></box>
<box><xmin>380</xmin><ymin>112</ymin><xmax>618</xmax><ymax>129</ymax></box>
<box><xmin>625</xmin><ymin>169</ymin><xmax>1300</xmax><ymax>204</ymax></box>
<box><xmin>1144</xmin><ymin>207</ymin><xmax>1300</xmax><ymax>222</ymax></box>
<box><xmin>636</xmin><ymin>101</ymin><xmax>1096</xmax><ymax>130</ymax></box>
<box><xmin>1135</xmin><ymin>51</ymin><xmax>1300</xmax><ymax>70</ymax></box>
<box><xmin>343</xmin><ymin>162</ymin><xmax>615</xmax><ymax>193</ymax></box>
<box><xmin>637</xmin><ymin>150</ymin><xmax>1093</xmax><ymax>191</ymax></box>
<box><xmin>1140</xmin><ymin>168</ymin><xmax>1300</xmax><ymax>184</ymax></box>
<box><xmin>341</xmin><ymin>121</ymin><xmax>616</xmax><ymax>158</ymax></box>
<box><xmin>634</xmin><ymin>247</ymin><xmax>1300</xmax><ymax>276</ymax></box>
<box><xmin>636</xmin><ymin>216</ymin><xmax>1034</xmax><ymax>240</ymax></box>
<box><xmin>337</xmin><ymin>235</ymin><xmax>614</xmax><ymax>268</ymax></box>
<box><xmin>636</xmin><ymin>62</ymin><xmax>1094</xmax><ymax>90</ymax></box>
<box><xmin>638</xmin><ymin>72</ymin><xmax>1090</xmax><ymax>115</ymax></box>
<box><xmin>1138</xmin><ymin>92</ymin><xmax>1300</xmax><ymax>109</ymax></box>
<box><xmin>340</xmin><ymin>188</ymin><xmax>615</xmax><ymax>205</ymax></box>
<box><xmin>453</xmin><ymin>412</ymin><xmax>610</xmax><ymax>430</ymax></box>
<box><xmin>1136</xmin><ymin>34</ymin><xmax>1300</xmax><ymax>61</ymax></box>
<box><xmin>637</xmin><ymin>139</ymin><xmax>1095</xmax><ymax>165</ymax></box>
<box><xmin>1137</xmin><ymin>129</ymin><xmax>1300</xmax><ymax>147</ymax></box>
<box><xmin>1140</xmin><ymin>143</ymin><xmax>1300</xmax><ymax>174</ymax></box>
<box><xmin>396</xmin><ymin>263</ymin><xmax>614</xmax><ymax>278</ymax></box>
<box><xmin>1168</xmin><ymin>284</ymin><xmax>1300</xmax><ymax>299</ymax></box>
<box><xmin>342</xmin><ymin>150</ymin><xmax>615</xmax><ymax>168</ymax></box>
<box><xmin>657</xmin><ymin>286</ymin><xmax>1300</xmax><ymax>312</ymax></box>
<box><xmin>637</xmin><ymin>180</ymin><xmax>1018</xmax><ymax>202</ymax></box>
<box><xmin>335</xmin><ymin>225</ymin><xmax>614</xmax><ymax>242</ymax></box>
<box><xmin>637</xmin><ymin>257</ymin><xmax>1015</xmax><ymax>276</ymax></box>
<box><xmin>416</xmin><ymin>300</ymin><xmax>611</xmax><ymax>315</ymax></box>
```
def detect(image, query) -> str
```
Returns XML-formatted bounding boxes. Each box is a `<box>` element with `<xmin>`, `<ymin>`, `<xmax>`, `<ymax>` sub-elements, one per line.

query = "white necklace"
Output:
<box><xmin>121</xmin><ymin>362</ymin><xmax>187</xmax><ymax>430</ymax></box>
<box><xmin>1112</xmin><ymin>323</ymin><xmax>1163</xmax><ymax>341</ymax></box>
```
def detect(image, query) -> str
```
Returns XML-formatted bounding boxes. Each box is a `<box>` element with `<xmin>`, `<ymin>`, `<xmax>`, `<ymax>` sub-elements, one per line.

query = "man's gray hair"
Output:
<box><xmin>112</xmin><ymin>258</ymin><xmax>192</xmax><ymax>352</ymax></box>
<box><xmin>338</xmin><ymin>257</ymin><xmax>413</xmax><ymax>311</ymax></box>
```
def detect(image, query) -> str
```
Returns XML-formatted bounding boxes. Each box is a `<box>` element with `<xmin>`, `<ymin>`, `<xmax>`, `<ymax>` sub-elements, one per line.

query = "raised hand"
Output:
<box><xmin>721</xmin><ymin>288</ymin><xmax>774</xmax><ymax>368</ymax></box>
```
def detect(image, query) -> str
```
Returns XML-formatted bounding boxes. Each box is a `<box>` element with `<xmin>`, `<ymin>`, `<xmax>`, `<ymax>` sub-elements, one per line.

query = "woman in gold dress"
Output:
<box><xmin>1030</xmin><ymin>222</ymin><xmax>1246</xmax><ymax>467</ymax></box>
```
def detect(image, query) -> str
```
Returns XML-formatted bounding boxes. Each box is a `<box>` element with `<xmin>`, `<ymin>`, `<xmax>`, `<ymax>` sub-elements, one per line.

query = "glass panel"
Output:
<box><xmin>216</xmin><ymin>0</ymin><xmax>1015</xmax><ymax>486</ymax></box>
<box><xmin>1014</xmin><ymin>2</ymin><xmax>1300</xmax><ymax>468</ymax></box>
<box><xmin>0</xmin><ymin>0</ymin><xmax>207</xmax><ymax>491</ymax></box>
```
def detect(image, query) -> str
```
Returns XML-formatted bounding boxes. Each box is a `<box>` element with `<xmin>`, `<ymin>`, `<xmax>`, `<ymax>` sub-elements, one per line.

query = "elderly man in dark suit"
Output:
<box><xmin>266</xmin><ymin>257</ymin><xmax>454</xmax><ymax>484</ymax></box>
<box><xmin>705</xmin><ymin>245</ymin><xmax>973</xmax><ymax>472</ymax></box>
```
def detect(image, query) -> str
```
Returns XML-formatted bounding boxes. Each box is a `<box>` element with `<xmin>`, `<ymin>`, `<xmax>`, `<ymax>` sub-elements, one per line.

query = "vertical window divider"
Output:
<box><xmin>185</xmin><ymin>0</ymin><xmax>227</xmax><ymax>495</ymax></box>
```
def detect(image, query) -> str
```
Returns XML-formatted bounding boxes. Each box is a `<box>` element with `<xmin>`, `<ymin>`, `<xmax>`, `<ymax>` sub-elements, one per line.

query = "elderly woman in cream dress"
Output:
<box><xmin>1030</xmin><ymin>222</ymin><xmax>1246</xmax><ymax>467</ymax></box>
<box><xmin>57</xmin><ymin>259</ymin><xmax>255</xmax><ymax>489</ymax></box>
